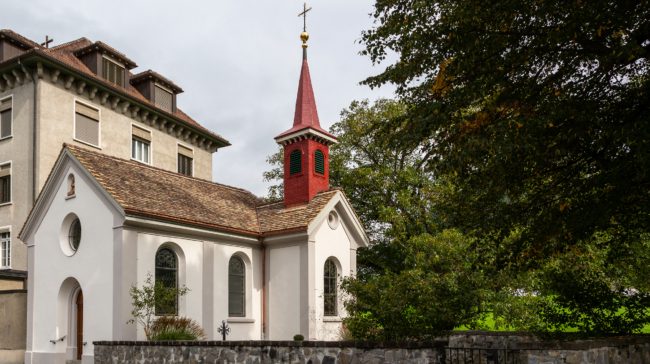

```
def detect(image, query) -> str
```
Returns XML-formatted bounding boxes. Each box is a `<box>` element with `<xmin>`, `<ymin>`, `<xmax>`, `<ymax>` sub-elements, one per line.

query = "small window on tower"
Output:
<box><xmin>289</xmin><ymin>149</ymin><xmax>302</xmax><ymax>175</ymax></box>
<box><xmin>315</xmin><ymin>150</ymin><xmax>325</xmax><ymax>175</ymax></box>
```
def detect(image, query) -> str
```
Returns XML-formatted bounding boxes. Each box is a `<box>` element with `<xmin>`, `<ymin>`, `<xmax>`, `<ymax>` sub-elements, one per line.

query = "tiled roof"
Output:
<box><xmin>257</xmin><ymin>190</ymin><xmax>338</xmax><ymax>235</ymax></box>
<box><xmin>131</xmin><ymin>69</ymin><xmax>183</xmax><ymax>93</ymax></box>
<box><xmin>0</xmin><ymin>29</ymin><xmax>40</xmax><ymax>48</ymax></box>
<box><xmin>65</xmin><ymin>145</ymin><xmax>338</xmax><ymax>237</ymax></box>
<box><xmin>74</xmin><ymin>41</ymin><xmax>138</xmax><ymax>69</ymax></box>
<box><xmin>0</xmin><ymin>30</ymin><xmax>228</xmax><ymax>147</ymax></box>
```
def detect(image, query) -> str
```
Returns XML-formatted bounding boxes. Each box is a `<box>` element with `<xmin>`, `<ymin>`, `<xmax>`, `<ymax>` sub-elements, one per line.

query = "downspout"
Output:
<box><xmin>261</xmin><ymin>239</ymin><xmax>267</xmax><ymax>339</ymax></box>
<box><xmin>31</xmin><ymin>63</ymin><xmax>39</xmax><ymax>204</ymax></box>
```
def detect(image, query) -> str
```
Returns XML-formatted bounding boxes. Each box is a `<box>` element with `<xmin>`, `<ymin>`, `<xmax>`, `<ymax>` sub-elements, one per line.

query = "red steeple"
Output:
<box><xmin>275</xmin><ymin>31</ymin><xmax>337</xmax><ymax>207</ymax></box>
<box><xmin>275</xmin><ymin>58</ymin><xmax>336</xmax><ymax>141</ymax></box>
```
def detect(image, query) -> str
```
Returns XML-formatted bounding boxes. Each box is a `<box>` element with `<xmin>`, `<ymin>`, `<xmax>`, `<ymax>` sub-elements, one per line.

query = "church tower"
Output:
<box><xmin>274</xmin><ymin>28</ymin><xmax>337</xmax><ymax>207</ymax></box>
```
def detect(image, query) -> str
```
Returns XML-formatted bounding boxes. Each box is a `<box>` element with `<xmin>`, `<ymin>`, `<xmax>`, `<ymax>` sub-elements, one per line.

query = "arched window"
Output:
<box><xmin>289</xmin><ymin>149</ymin><xmax>302</xmax><ymax>175</ymax></box>
<box><xmin>314</xmin><ymin>150</ymin><xmax>325</xmax><ymax>175</ymax></box>
<box><xmin>155</xmin><ymin>248</ymin><xmax>178</xmax><ymax>315</ymax></box>
<box><xmin>229</xmin><ymin>256</ymin><xmax>245</xmax><ymax>317</ymax></box>
<box><xmin>324</xmin><ymin>258</ymin><xmax>338</xmax><ymax>316</ymax></box>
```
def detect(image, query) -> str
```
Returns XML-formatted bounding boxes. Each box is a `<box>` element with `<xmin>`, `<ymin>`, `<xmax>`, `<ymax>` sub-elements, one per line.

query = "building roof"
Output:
<box><xmin>65</xmin><ymin>145</ymin><xmax>340</xmax><ymax>237</ymax></box>
<box><xmin>131</xmin><ymin>69</ymin><xmax>184</xmax><ymax>93</ymax></box>
<box><xmin>0</xmin><ymin>30</ymin><xmax>229</xmax><ymax>148</ymax></box>
<box><xmin>275</xmin><ymin>58</ymin><xmax>336</xmax><ymax>141</ymax></box>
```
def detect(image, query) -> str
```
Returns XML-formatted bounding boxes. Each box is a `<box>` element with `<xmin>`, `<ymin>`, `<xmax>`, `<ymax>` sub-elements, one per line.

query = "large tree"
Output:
<box><xmin>358</xmin><ymin>0</ymin><xmax>650</xmax><ymax>333</ymax></box>
<box><xmin>264</xmin><ymin>99</ymin><xmax>488</xmax><ymax>337</ymax></box>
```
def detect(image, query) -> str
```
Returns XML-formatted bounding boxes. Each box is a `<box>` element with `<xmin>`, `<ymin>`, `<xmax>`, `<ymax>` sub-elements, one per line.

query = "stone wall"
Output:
<box><xmin>94</xmin><ymin>332</ymin><xmax>650</xmax><ymax>364</ymax></box>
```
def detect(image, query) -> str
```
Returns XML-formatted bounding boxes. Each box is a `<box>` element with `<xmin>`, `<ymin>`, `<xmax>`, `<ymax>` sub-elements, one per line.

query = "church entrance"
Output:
<box><xmin>74</xmin><ymin>288</ymin><xmax>83</xmax><ymax>360</ymax></box>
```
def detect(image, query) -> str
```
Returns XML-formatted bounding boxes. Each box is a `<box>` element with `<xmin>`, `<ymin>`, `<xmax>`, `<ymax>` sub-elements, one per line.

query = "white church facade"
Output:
<box><xmin>18</xmin><ymin>30</ymin><xmax>368</xmax><ymax>364</ymax></box>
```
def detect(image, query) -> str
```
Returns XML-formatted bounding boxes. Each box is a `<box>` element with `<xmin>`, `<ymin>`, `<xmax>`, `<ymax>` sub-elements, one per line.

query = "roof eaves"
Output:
<box><xmin>0</xmin><ymin>50</ymin><xmax>230</xmax><ymax>148</ymax></box>
<box><xmin>123</xmin><ymin>208</ymin><xmax>261</xmax><ymax>238</ymax></box>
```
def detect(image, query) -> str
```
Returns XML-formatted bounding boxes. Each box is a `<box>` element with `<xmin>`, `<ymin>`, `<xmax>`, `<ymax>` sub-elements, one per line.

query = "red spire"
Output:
<box><xmin>292</xmin><ymin>59</ymin><xmax>321</xmax><ymax>130</ymax></box>
<box><xmin>275</xmin><ymin>57</ymin><xmax>336</xmax><ymax>140</ymax></box>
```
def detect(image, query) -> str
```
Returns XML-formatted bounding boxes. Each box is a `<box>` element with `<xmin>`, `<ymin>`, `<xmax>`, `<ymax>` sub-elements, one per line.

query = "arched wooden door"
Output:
<box><xmin>75</xmin><ymin>289</ymin><xmax>83</xmax><ymax>360</ymax></box>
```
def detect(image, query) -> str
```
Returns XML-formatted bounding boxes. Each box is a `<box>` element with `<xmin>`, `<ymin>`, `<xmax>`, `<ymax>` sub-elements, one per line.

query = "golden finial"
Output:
<box><xmin>300</xmin><ymin>31</ymin><xmax>310</xmax><ymax>48</ymax></box>
<box><xmin>298</xmin><ymin>3</ymin><xmax>312</xmax><ymax>51</ymax></box>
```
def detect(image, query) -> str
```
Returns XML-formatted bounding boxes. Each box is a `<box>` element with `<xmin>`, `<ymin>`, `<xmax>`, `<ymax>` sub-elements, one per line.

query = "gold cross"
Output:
<box><xmin>298</xmin><ymin>3</ymin><xmax>312</xmax><ymax>32</ymax></box>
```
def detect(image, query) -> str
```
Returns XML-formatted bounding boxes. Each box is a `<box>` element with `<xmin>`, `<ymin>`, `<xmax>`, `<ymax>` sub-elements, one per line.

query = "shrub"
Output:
<box><xmin>293</xmin><ymin>334</ymin><xmax>304</xmax><ymax>341</ymax></box>
<box><xmin>150</xmin><ymin>316</ymin><xmax>205</xmax><ymax>341</ymax></box>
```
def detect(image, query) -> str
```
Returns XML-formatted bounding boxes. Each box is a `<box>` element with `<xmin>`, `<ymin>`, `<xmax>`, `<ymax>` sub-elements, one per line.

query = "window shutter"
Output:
<box><xmin>132</xmin><ymin>125</ymin><xmax>151</xmax><ymax>141</ymax></box>
<box><xmin>75</xmin><ymin>102</ymin><xmax>99</xmax><ymax>120</ymax></box>
<box><xmin>289</xmin><ymin>150</ymin><xmax>302</xmax><ymax>175</ymax></box>
<box><xmin>0</xmin><ymin>164</ymin><xmax>10</xmax><ymax>178</ymax></box>
<box><xmin>1</xmin><ymin>110</ymin><xmax>11</xmax><ymax>138</ymax></box>
<box><xmin>178</xmin><ymin>144</ymin><xmax>193</xmax><ymax>157</ymax></box>
<box><xmin>75</xmin><ymin>102</ymin><xmax>99</xmax><ymax>146</ymax></box>
<box><xmin>0</xmin><ymin>98</ymin><xmax>10</xmax><ymax>112</ymax></box>
<box><xmin>155</xmin><ymin>85</ymin><xmax>173</xmax><ymax>112</ymax></box>
<box><xmin>315</xmin><ymin>150</ymin><xmax>325</xmax><ymax>174</ymax></box>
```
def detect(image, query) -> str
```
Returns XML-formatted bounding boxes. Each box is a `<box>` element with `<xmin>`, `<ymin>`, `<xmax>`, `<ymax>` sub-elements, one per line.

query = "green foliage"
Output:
<box><xmin>127</xmin><ymin>273</ymin><xmax>189</xmax><ymax>340</ymax></box>
<box><xmin>149</xmin><ymin>316</ymin><xmax>205</xmax><ymax>341</ymax></box>
<box><xmin>355</xmin><ymin>0</ymin><xmax>650</xmax><ymax>334</ymax></box>
<box><xmin>343</xmin><ymin>230</ymin><xmax>489</xmax><ymax>339</ymax></box>
<box><xmin>293</xmin><ymin>334</ymin><xmax>304</xmax><ymax>341</ymax></box>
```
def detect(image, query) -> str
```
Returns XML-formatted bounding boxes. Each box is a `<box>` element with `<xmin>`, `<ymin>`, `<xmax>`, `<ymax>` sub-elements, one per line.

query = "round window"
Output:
<box><xmin>60</xmin><ymin>214</ymin><xmax>82</xmax><ymax>256</ymax></box>
<box><xmin>68</xmin><ymin>218</ymin><xmax>81</xmax><ymax>251</ymax></box>
<box><xmin>327</xmin><ymin>211</ymin><xmax>340</xmax><ymax>230</ymax></box>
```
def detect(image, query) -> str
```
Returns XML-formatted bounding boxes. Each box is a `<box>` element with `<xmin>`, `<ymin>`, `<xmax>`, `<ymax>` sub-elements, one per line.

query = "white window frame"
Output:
<box><xmin>176</xmin><ymin>143</ymin><xmax>194</xmax><ymax>177</ymax></box>
<box><xmin>73</xmin><ymin>99</ymin><xmax>102</xmax><ymax>149</ymax></box>
<box><xmin>0</xmin><ymin>227</ymin><xmax>10</xmax><ymax>269</ymax></box>
<box><xmin>0</xmin><ymin>161</ymin><xmax>11</xmax><ymax>206</ymax></box>
<box><xmin>131</xmin><ymin>123</ymin><xmax>153</xmax><ymax>165</ymax></box>
<box><xmin>0</xmin><ymin>95</ymin><xmax>13</xmax><ymax>141</ymax></box>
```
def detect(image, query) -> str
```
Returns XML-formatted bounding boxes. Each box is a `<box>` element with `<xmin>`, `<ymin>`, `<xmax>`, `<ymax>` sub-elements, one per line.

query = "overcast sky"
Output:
<box><xmin>2</xmin><ymin>0</ymin><xmax>394</xmax><ymax>196</ymax></box>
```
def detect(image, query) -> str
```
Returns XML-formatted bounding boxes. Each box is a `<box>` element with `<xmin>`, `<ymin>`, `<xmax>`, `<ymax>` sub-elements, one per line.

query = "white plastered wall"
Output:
<box><xmin>26</xmin><ymin>163</ymin><xmax>121</xmax><ymax>364</ymax></box>
<box><xmin>311</xmin><ymin>203</ymin><xmax>359</xmax><ymax>340</ymax></box>
<box><xmin>212</xmin><ymin>242</ymin><xmax>263</xmax><ymax>340</ymax></box>
<box><xmin>130</xmin><ymin>232</ymin><xmax>205</xmax><ymax>341</ymax></box>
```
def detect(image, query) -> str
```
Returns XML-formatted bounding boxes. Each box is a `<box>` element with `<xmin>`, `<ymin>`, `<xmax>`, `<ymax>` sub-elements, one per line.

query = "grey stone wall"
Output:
<box><xmin>94</xmin><ymin>332</ymin><xmax>650</xmax><ymax>364</ymax></box>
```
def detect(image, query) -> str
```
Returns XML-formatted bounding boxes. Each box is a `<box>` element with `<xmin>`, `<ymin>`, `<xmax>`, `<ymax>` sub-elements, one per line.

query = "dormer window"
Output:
<box><xmin>102</xmin><ymin>57</ymin><xmax>125</xmax><ymax>87</ymax></box>
<box><xmin>130</xmin><ymin>70</ymin><xmax>183</xmax><ymax>113</ymax></box>
<box><xmin>154</xmin><ymin>84</ymin><xmax>173</xmax><ymax>112</ymax></box>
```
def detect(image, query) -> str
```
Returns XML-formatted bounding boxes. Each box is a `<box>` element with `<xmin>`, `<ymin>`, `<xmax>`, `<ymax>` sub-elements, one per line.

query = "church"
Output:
<box><xmin>17</xmin><ymin>29</ymin><xmax>368</xmax><ymax>364</ymax></box>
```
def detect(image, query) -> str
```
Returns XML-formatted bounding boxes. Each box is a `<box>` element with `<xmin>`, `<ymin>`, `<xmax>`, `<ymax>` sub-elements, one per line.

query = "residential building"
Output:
<box><xmin>0</xmin><ymin>29</ymin><xmax>229</xmax><ymax>363</ymax></box>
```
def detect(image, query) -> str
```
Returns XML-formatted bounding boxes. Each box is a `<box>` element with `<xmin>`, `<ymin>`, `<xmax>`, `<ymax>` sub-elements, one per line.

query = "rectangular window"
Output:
<box><xmin>154</xmin><ymin>84</ymin><xmax>173</xmax><ymax>112</ymax></box>
<box><xmin>0</xmin><ymin>163</ymin><xmax>10</xmax><ymax>204</ymax></box>
<box><xmin>177</xmin><ymin>145</ymin><xmax>193</xmax><ymax>176</ymax></box>
<box><xmin>1</xmin><ymin>232</ymin><xmax>10</xmax><ymax>268</ymax></box>
<box><xmin>0</xmin><ymin>97</ymin><xmax>11</xmax><ymax>139</ymax></box>
<box><xmin>74</xmin><ymin>102</ymin><xmax>100</xmax><ymax>147</ymax></box>
<box><xmin>102</xmin><ymin>57</ymin><xmax>125</xmax><ymax>87</ymax></box>
<box><xmin>131</xmin><ymin>126</ymin><xmax>151</xmax><ymax>164</ymax></box>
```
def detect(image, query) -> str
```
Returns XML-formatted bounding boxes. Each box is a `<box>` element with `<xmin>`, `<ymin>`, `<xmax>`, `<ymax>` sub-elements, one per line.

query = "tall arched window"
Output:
<box><xmin>228</xmin><ymin>256</ymin><xmax>245</xmax><ymax>317</ymax></box>
<box><xmin>314</xmin><ymin>150</ymin><xmax>325</xmax><ymax>175</ymax></box>
<box><xmin>324</xmin><ymin>258</ymin><xmax>338</xmax><ymax>316</ymax></box>
<box><xmin>289</xmin><ymin>149</ymin><xmax>302</xmax><ymax>175</ymax></box>
<box><xmin>155</xmin><ymin>247</ymin><xmax>178</xmax><ymax>315</ymax></box>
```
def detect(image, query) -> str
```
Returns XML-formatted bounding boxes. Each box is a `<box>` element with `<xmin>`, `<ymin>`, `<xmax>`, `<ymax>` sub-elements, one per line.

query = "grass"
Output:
<box><xmin>455</xmin><ymin>313</ymin><xmax>650</xmax><ymax>333</ymax></box>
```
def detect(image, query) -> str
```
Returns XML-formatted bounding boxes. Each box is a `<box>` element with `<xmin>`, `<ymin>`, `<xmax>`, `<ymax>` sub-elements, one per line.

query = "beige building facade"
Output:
<box><xmin>0</xmin><ymin>29</ymin><xmax>228</xmax><ymax>363</ymax></box>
